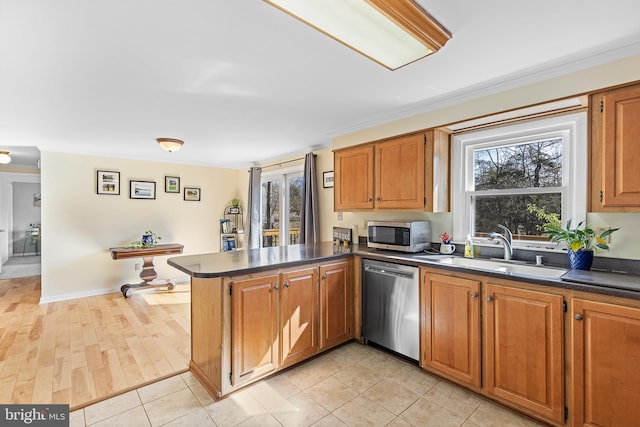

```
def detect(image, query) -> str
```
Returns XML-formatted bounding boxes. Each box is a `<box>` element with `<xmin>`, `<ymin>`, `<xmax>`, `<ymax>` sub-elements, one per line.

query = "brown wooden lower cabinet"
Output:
<box><xmin>193</xmin><ymin>255</ymin><xmax>640</xmax><ymax>426</ymax></box>
<box><xmin>231</xmin><ymin>274</ymin><xmax>279</xmax><ymax>387</ymax></box>
<box><xmin>484</xmin><ymin>284</ymin><xmax>564</xmax><ymax>423</ymax></box>
<box><xmin>421</xmin><ymin>269</ymin><xmax>481</xmax><ymax>387</ymax></box>
<box><xmin>280</xmin><ymin>268</ymin><xmax>318</xmax><ymax>368</ymax></box>
<box><xmin>571</xmin><ymin>298</ymin><xmax>640</xmax><ymax>427</ymax></box>
<box><xmin>190</xmin><ymin>259</ymin><xmax>354</xmax><ymax>399</ymax></box>
<box><xmin>419</xmin><ymin>268</ymin><xmax>566</xmax><ymax>425</ymax></box>
<box><xmin>319</xmin><ymin>261</ymin><xmax>353</xmax><ymax>350</ymax></box>
<box><xmin>484</xmin><ymin>283</ymin><xmax>565</xmax><ymax>424</ymax></box>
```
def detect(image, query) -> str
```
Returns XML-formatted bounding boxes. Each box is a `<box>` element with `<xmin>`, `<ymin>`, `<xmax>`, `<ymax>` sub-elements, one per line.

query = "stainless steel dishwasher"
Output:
<box><xmin>362</xmin><ymin>259</ymin><xmax>419</xmax><ymax>361</ymax></box>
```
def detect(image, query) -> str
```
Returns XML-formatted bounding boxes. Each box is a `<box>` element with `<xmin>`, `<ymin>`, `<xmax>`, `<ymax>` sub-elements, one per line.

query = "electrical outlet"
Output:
<box><xmin>337</xmin><ymin>212</ymin><xmax>343</xmax><ymax>220</ymax></box>
<box><xmin>135</xmin><ymin>263</ymin><xmax>141</xmax><ymax>271</ymax></box>
<box><xmin>596</xmin><ymin>227</ymin><xmax>611</xmax><ymax>243</ymax></box>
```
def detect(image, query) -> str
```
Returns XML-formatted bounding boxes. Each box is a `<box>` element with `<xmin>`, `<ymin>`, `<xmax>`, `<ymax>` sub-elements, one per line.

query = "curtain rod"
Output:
<box><xmin>251</xmin><ymin>153</ymin><xmax>316</xmax><ymax>171</ymax></box>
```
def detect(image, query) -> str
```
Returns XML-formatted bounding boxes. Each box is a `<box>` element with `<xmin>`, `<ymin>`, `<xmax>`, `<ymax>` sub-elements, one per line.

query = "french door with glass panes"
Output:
<box><xmin>261</xmin><ymin>168</ymin><xmax>303</xmax><ymax>247</ymax></box>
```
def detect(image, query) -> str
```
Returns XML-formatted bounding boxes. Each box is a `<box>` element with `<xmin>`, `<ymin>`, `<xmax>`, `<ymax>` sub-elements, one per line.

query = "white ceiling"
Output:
<box><xmin>1</xmin><ymin>1</ymin><xmax>639</xmax><ymax>168</ymax></box>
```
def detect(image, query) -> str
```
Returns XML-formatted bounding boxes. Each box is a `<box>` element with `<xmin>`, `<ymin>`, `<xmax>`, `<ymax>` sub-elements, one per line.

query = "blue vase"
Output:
<box><xmin>141</xmin><ymin>234</ymin><xmax>154</xmax><ymax>246</ymax></box>
<box><xmin>568</xmin><ymin>250</ymin><xmax>593</xmax><ymax>270</ymax></box>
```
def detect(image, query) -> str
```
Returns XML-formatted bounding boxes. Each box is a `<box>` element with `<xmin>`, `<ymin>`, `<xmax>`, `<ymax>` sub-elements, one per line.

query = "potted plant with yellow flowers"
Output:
<box><xmin>543</xmin><ymin>220</ymin><xmax>618</xmax><ymax>270</ymax></box>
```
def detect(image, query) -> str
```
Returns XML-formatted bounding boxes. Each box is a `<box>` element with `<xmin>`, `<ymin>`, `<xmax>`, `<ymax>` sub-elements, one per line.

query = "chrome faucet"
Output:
<box><xmin>488</xmin><ymin>225</ymin><xmax>513</xmax><ymax>260</ymax></box>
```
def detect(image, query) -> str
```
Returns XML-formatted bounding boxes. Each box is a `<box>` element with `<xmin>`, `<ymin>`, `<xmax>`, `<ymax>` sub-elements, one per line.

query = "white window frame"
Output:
<box><xmin>260</xmin><ymin>165</ymin><xmax>304</xmax><ymax>246</ymax></box>
<box><xmin>452</xmin><ymin>112</ymin><xmax>587</xmax><ymax>250</ymax></box>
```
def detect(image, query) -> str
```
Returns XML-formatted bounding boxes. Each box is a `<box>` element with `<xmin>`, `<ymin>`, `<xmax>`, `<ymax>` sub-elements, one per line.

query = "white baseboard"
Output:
<box><xmin>38</xmin><ymin>276</ymin><xmax>191</xmax><ymax>304</ymax></box>
<box><xmin>12</xmin><ymin>252</ymin><xmax>39</xmax><ymax>257</ymax></box>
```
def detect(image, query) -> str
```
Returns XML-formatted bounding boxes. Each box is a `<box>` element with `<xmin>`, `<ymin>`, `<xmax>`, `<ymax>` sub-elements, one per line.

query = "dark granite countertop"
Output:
<box><xmin>168</xmin><ymin>243</ymin><xmax>640</xmax><ymax>300</ymax></box>
<box><xmin>357</xmin><ymin>247</ymin><xmax>640</xmax><ymax>300</ymax></box>
<box><xmin>560</xmin><ymin>269</ymin><xmax>640</xmax><ymax>293</ymax></box>
<box><xmin>167</xmin><ymin>242</ymin><xmax>353</xmax><ymax>278</ymax></box>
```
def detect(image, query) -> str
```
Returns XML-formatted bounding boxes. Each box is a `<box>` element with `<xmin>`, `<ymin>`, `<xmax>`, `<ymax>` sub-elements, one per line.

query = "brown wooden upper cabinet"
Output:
<box><xmin>334</xmin><ymin>129</ymin><xmax>449</xmax><ymax>212</ymax></box>
<box><xmin>375</xmin><ymin>133</ymin><xmax>425</xmax><ymax>209</ymax></box>
<box><xmin>334</xmin><ymin>144</ymin><xmax>375</xmax><ymax>210</ymax></box>
<box><xmin>590</xmin><ymin>82</ymin><xmax>640</xmax><ymax>211</ymax></box>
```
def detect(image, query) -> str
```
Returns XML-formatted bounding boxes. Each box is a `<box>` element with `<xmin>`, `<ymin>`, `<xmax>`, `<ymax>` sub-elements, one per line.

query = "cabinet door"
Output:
<box><xmin>602</xmin><ymin>85</ymin><xmax>640</xmax><ymax>207</ymax></box>
<box><xmin>421</xmin><ymin>271</ymin><xmax>480</xmax><ymax>387</ymax></box>
<box><xmin>231</xmin><ymin>275</ymin><xmax>279</xmax><ymax>387</ymax></box>
<box><xmin>319</xmin><ymin>261</ymin><xmax>353</xmax><ymax>350</ymax></box>
<box><xmin>484</xmin><ymin>284</ymin><xmax>564</xmax><ymax>423</ymax></box>
<box><xmin>375</xmin><ymin>133</ymin><xmax>425</xmax><ymax>209</ymax></box>
<box><xmin>280</xmin><ymin>268</ymin><xmax>318</xmax><ymax>367</ymax></box>
<box><xmin>334</xmin><ymin>145</ymin><xmax>374</xmax><ymax>210</ymax></box>
<box><xmin>572</xmin><ymin>298</ymin><xmax>640</xmax><ymax>427</ymax></box>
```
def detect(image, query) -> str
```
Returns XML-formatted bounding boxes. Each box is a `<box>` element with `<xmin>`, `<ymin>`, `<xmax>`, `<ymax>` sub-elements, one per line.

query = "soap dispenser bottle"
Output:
<box><xmin>464</xmin><ymin>234</ymin><xmax>474</xmax><ymax>258</ymax></box>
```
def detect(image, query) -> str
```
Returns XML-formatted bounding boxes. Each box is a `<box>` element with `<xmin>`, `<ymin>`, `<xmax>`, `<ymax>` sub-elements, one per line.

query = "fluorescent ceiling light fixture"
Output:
<box><xmin>157</xmin><ymin>138</ymin><xmax>184</xmax><ymax>152</ymax></box>
<box><xmin>0</xmin><ymin>151</ymin><xmax>11</xmax><ymax>164</ymax></box>
<box><xmin>265</xmin><ymin>0</ymin><xmax>451</xmax><ymax>70</ymax></box>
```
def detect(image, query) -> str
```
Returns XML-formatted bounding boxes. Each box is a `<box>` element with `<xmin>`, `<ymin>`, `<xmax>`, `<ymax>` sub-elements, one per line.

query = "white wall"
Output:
<box><xmin>39</xmin><ymin>151</ymin><xmax>243</xmax><ymax>302</ymax></box>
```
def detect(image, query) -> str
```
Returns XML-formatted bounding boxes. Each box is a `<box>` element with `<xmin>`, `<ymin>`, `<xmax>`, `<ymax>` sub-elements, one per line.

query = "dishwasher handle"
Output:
<box><xmin>364</xmin><ymin>264</ymin><xmax>415</xmax><ymax>279</ymax></box>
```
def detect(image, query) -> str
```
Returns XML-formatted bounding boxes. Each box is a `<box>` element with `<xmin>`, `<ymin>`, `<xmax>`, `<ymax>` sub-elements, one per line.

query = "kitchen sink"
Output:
<box><xmin>414</xmin><ymin>255</ymin><xmax>567</xmax><ymax>279</ymax></box>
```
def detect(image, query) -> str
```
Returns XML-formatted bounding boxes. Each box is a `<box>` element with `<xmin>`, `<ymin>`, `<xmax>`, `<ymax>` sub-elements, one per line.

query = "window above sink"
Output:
<box><xmin>451</xmin><ymin>112</ymin><xmax>587</xmax><ymax>251</ymax></box>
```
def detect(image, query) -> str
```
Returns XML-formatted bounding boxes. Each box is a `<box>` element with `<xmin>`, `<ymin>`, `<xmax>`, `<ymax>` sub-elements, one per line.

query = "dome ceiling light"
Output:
<box><xmin>157</xmin><ymin>138</ymin><xmax>184</xmax><ymax>152</ymax></box>
<box><xmin>0</xmin><ymin>151</ymin><xmax>11</xmax><ymax>164</ymax></box>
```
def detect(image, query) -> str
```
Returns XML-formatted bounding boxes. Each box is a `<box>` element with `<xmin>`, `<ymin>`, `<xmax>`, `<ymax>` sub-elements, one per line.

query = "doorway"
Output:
<box><xmin>0</xmin><ymin>146</ymin><xmax>41</xmax><ymax>279</ymax></box>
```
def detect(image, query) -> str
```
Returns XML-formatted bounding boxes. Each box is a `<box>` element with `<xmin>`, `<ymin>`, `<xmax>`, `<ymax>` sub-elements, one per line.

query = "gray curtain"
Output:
<box><xmin>299</xmin><ymin>152</ymin><xmax>319</xmax><ymax>244</ymax></box>
<box><xmin>246</xmin><ymin>167</ymin><xmax>262</xmax><ymax>249</ymax></box>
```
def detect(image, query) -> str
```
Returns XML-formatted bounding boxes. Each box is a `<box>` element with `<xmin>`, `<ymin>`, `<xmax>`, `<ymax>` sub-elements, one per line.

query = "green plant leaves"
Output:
<box><xmin>542</xmin><ymin>220</ymin><xmax>619</xmax><ymax>252</ymax></box>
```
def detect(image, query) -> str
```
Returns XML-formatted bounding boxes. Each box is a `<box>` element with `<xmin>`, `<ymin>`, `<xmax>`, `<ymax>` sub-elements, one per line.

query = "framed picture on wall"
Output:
<box><xmin>165</xmin><ymin>176</ymin><xmax>180</xmax><ymax>193</ymax></box>
<box><xmin>323</xmin><ymin>171</ymin><xmax>334</xmax><ymax>188</ymax></box>
<box><xmin>97</xmin><ymin>170</ymin><xmax>120</xmax><ymax>195</ymax></box>
<box><xmin>130</xmin><ymin>180</ymin><xmax>156</xmax><ymax>199</ymax></box>
<box><xmin>184</xmin><ymin>187</ymin><xmax>201</xmax><ymax>201</ymax></box>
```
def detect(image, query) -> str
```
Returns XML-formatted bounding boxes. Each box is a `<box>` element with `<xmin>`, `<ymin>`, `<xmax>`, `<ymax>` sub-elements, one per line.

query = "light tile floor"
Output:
<box><xmin>69</xmin><ymin>343</ymin><xmax>545</xmax><ymax>427</ymax></box>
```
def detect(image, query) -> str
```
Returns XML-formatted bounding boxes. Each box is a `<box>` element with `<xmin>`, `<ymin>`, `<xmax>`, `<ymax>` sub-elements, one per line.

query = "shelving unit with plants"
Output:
<box><xmin>220</xmin><ymin>199</ymin><xmax>243</xmax><ymax>252</ymax></box>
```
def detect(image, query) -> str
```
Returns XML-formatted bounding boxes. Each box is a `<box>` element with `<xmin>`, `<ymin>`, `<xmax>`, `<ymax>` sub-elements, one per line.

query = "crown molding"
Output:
<box><xmin>328</xmin><ymin>35</ymin><xmax>640</xmax><ymax>138</ymax></box>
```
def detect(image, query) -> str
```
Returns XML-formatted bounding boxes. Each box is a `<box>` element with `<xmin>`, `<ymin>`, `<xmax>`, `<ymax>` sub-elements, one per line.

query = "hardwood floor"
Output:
<box><xmin>0</xmin><ymin>276</ymin><xmax>191</xmax><ymax>410</ymax></box>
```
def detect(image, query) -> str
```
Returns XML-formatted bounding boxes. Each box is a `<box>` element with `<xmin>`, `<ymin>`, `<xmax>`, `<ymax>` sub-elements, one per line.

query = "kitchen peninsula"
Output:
<box><xmin>170</xmin><ymin>241</ymin><xmax>640</xmax><ymax>426</ymax></box>
<box><xmin>168</xmin><ymin>242</ymin><xmax>357</xmax><ymax>400</ymax></box>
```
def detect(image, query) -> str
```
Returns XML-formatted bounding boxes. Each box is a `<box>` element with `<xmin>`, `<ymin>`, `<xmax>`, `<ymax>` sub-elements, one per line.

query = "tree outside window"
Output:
<box><xmin>473</xmin><ymin>138</ymin><xmax>562</xmax><ymax>239</ymax></box>
<box><xmin>261</xmin><ymin>169</ymin><xmax>303</xmax><ymax>247</ymax></box>
<box><xmin>452</xmin><ymin>112</ymin><xmax>587</xmax><ymax>247</ymax></box>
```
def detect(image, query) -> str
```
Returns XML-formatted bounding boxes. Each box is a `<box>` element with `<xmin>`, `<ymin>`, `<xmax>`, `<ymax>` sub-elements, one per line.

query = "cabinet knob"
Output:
<box><xmin>368</xmin><ymin>198</ymin><xmax>373</xmax><ymax>202</ymax></box>
<box><xmin>376</xmin><ymin>197</ymin><xmax>381</xmax><ymax>201</ymax></box>
<box><xmin>575</xmin><ymin>313</ymin><xmax>583</xmax><ymax>321</ymax></box>
<box><xmin>471</xmin><ymin>292</ymin><xmax>478</xmax><ymax>299</ymax></box>
<box><xmin>322</xmin><ymin>274</ymin><xmax>327</xmax><ymax>280</ymax></box>
<box><xmin>273</xmin><ymin>285</ymin><xmax>279</xmax><ymax>291</ymax></box>
<box><xmin>486</xmin><ymin>296</ymin><xmax>493</xmax><ymax>302</ymax></box>
<box><xmin>283</xmin><ymin>283</ymin><xmax>289</xmax><ymax>288</ymax></box>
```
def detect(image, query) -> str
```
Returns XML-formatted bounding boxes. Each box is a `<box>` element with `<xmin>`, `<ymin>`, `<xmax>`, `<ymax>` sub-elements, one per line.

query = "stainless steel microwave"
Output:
<box><xmin>367</xmin><ymin>220</ymin><xmax>431</xmax><ymax>253</ymax></box>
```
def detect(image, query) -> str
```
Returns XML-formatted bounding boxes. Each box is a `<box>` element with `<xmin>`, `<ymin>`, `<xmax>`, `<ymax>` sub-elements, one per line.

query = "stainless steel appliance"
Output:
<box><xmin>362</xmin><ymin>259</ymin><xmax>419</xmax><ymax>361</ymax></box>
<box><xmin>367</xmin><ymin>220</ymin><xmax>431</xmax><ymax>253</ymax></box>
